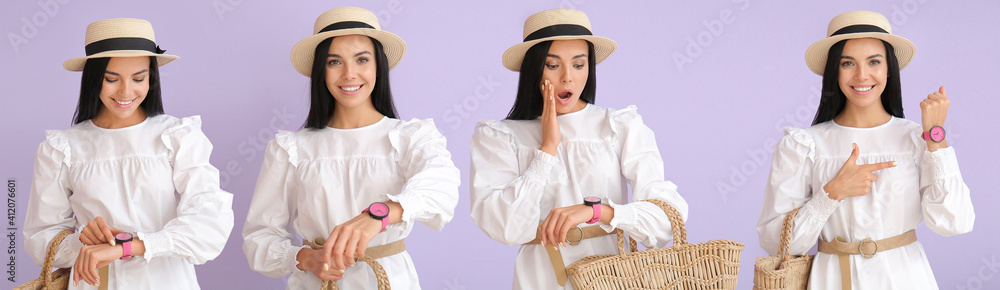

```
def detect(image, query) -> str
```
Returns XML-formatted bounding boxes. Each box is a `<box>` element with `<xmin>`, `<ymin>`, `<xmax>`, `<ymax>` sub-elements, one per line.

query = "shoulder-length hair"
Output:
<box><xmin>303</xmin><ymin>36</ymin><xmax>398</xmax><ymax>130</ymax></box>
<box><xmin>505</xmin><ymin>40</ymin><xmax>597</xmax><ymax>120</ymax></box>
<box><xmin>811</xmin><ymin>39</ymin><xmax>903</xmax><ymax>125</ymax></box>
<box><xmin>72</xmin><ymin>56</ymin><xmax>164</xmax><ymax>124</ymax></box>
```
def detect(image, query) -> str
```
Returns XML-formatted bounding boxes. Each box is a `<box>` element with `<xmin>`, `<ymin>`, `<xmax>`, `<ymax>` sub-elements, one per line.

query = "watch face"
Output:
<box><xmin>584</xmin><ymin>197</ymin><xmax>601</xmax><ymax>205</ymax></box>
<box><xmin>930</xmin><ymin>126</ymin><xmax>945</xmax><ymax>142</ymax></box>
<box><xmin>115</xmin><ymin>232</ymin><xmax>132</xmax><ymax>241</ymax></box>
<box><xmin>369</xmin><ymin>203</ymin><xmax>389</xmax><ymax>218</ymax></box>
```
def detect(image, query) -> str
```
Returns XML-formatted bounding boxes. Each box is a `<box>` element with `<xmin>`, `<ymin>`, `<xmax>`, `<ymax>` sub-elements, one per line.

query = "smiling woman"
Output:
<box><xmin>242</xmin><ymin>7</ymin><xmax>460</xmax><ymax>289</ymax></box>
<box><xmin>22</xmin><ymin>18</ymin><xmax>234</xmax><ymax>289</ymax></box>
<box><xmin>757</xmin><ymin>10</ymin><xmax>975</xmax><ymax>289</ymax></box>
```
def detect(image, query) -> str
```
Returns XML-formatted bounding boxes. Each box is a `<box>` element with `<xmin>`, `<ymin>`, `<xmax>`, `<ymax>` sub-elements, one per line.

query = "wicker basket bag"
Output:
<box><xmin>14</xmin><ymin>229</ymin><xmax>74</xmax><ymax>290</ymax></box>
<box><xmin>566</xmin><ymin>199</ymin><xmax>745</xmax><ymax>289</ymax></box>
<box><xmin>753</xmin><ymin>208</ymin><xmax>813</xmax><ymax>290</ymax></box>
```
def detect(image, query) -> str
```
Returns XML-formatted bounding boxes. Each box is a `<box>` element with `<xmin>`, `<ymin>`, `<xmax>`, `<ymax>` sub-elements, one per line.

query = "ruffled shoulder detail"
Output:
<box><xmin>273</xmin><ymin>130</ymin><xmax>298</xmax><ymax>166</ymax></box>
<box><xmin>473</xmin><ymin>119</ymin><xmax>517</xmax><ymax>149</ymax></box>
<box><xmin>159</xmin><ymin>115</ymin><xmax>201</xmax><ymax>155</ymax></box>
<box><xmin>389</xmin><ymin>118</ymin><xmax>444</xmax><ymax>161</ymax></box>
<box><xmin>780</xmin><ymin>127</ymin><xmax>816</xmax><ymax>158</ymax></box>
<box><xmin>476</xmin><ymin>119</ymin><xmax>514</xmax><ymax>136</ymax></box>
<box><xmin>42</xmin><ymin>130</ymin><xmax>72</xmax><ymax>167</ymax></box>
<box><xmin>607</xmin><ymin>105</ymin><xmax>640</xmax><ymax>143</ymax></box>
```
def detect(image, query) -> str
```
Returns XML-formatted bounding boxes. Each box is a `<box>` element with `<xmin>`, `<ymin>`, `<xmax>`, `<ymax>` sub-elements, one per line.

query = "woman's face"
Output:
<box><xmin>540</xmin><ymin>39</ymin><xmax>589</xmax><ymax>115</ymax></box>
<box><xmin>837</xmin><ymin>38</ymin><xmax>889</xmax><ymax>109</ymax></box>
<box><xmin>98</xmin><ymin>56</ymin><xmax>150</xmax><ymax>121</ymax></box>
<box><xmin>325</xmin><ymin>35</ymin><xmax>378</xmax><ymax>111</ymax></box>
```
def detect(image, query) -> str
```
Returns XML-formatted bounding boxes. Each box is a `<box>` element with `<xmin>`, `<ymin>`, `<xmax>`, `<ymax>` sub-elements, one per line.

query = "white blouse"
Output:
<box><xmin>23</xmin><ymin>115</ymin><xmax>235</xmax><ymax>290</ymax></box>
<box><xmin>242</xmin><ymin>117</ymin><xmax>460</xmax><ymax>290</ymax></box>
<box><xmin>757</xmin><ymin>117</ymin><xmax>975</xmax><ymax>289</ymax></box>
<box><xmin>470</xmin><ymin>104</ymin><xmax>689</xmax><ymax>289</ymax></box>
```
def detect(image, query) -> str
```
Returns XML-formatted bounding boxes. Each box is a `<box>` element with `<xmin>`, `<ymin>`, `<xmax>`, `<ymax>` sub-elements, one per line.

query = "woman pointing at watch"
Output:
<box><xmin>469</xmin><ymin>9</ymin><xmax>688</xmax><ymax>289</ymax></box>
<box><xmin>756</xmin><ymin>10</ymin><xmax>974</xmax><ymax>288</ymax></box>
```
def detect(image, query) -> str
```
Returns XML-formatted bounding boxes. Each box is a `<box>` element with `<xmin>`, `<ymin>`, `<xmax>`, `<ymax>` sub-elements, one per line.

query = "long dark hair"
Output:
<box><xmin>505</xmin><ymin>40</ymin><xmax>597</xmax><ymax>120</ymax></box>
<box><xmin>72</xmin><ymin>56</ymin><xmax>163</xmax><ymax>124</ymax></box>
<box><xmin>811</xmin><ymin>39</ymin><xmax>903</xmax><ymax>125</ymax></box>
<box><xmin>303</xmin><ymin>36</ymin><xmax>398</xmax><ymax>130</ymax></box>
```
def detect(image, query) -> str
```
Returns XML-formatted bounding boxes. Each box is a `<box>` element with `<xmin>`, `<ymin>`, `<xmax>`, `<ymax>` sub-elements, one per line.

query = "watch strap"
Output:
<box><xmin>121</xmin><ymin>240</ymin><xmax>132</xmax><ymax>260</ymax></box>
<box><xmin>362</xmin><ymin>208</ymin><xmax>389</xmax><ymax>232</ymax></box>
<box><xmin>587</xmin><ymin>204</ymin><xmax>601</xmax><ymax>224</ymax></box>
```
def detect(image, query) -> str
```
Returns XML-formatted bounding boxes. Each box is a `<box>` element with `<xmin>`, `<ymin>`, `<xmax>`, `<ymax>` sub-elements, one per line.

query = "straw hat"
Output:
<box><xmin>290</xmin><ymin>7</ymin><xmax>406</xmax><ymax>76</ymax></box>
<box><xmin>502</xmin><ymin>9</ymin><xmax>617</xmax><ymax>71</ymax></box>
<box><xmin>805</xmin><ymin>10</ymin><xmax>916</xmax><ymax>75</ymax></box>
<box><xmin>63</xmin><ymin>18</ymin><xmax>178</xmax><ymax>72</ymax></box>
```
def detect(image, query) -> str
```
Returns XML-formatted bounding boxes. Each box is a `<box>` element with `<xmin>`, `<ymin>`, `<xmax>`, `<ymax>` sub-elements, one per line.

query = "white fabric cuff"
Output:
<box><xmin>922</xmin><ymin>146</ymin><xmax>960</xmax><ymax>181</ymax></box>
<box><xmin>136</xmin><ymin>231</ymin><xmax>173</xmax><ymax>261</ymax></box>
<box><xmin>802</xmin><ymin>190</ymin><xmax>841</xmax><ymax>224</ymax></box>
<box><xmin>605</xmin><ymin>200</ymin><xmax>637</xmax><ymax>233</ymax></box>
<box><xmin>525</xmin><ymin>150</ymin><xmax>558</xmax><ymax>183</ymax></box>
<box><xmin>285</xmin><ymin>244</ymin><xmax>309</xmax><ymax>274</ymax></box>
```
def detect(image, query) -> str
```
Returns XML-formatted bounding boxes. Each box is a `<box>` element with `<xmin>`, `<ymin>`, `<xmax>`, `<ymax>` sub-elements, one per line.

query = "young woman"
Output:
<box><xmin>470</xmin><ymin>9</ymin><xmax>688</xmax><ymax>289</ymax></box>
<box><xmin>23</xmin><ymin>18</ymin><xmax>235</xmax><ymax>289</ymax></box>
<box><xmin>242</xmin><ymin>7</ymin><xmax>460</xmax><ymax>289</ymax></box>
<box><xmin>756</xmin><ymin>10</ymin><xmax>975</xmax><ymax>288</ymax></box>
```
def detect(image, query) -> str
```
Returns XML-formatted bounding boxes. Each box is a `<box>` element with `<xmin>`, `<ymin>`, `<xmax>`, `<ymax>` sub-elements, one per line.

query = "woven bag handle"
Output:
<box><xmin>615</xmin><ymin>199</ymin><xmax>687</xmax><ymax>255</ymax></box>
<box><xmin>777</xmin><ymin>208</ymin><xmax>801</xmax><ymax>266</ymax></box>
<box><xmin>40</xmin><ymin>229</ymin><xmax>74</xmax><ymax>286</ymax></box>
<box><xmin>320</xmin><ymin>256</ymin><xmax>390</xmax><ymax>290</ymax></box>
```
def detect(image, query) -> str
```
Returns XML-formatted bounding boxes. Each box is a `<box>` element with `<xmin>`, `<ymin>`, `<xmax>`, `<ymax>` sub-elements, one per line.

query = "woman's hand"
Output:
<box><xmin>823</xmin><ymin>143</ymin><xmax>897</xmax><ymax>201</ymax></box>
<box><xmin>539</xmin><ymin>204</ymin><xmax>613</xmax><ymax>248</ymax></box>
<box><xmin>920</xmin><ymin>86</ymin><xmax>950</xmax><ymax>151</ymax></box>
<box><xmin>322</xmin><ymin>213</ymin><xmax>383</xmax><ymax>273</ymax></box>
<box><xmin>80</xmin><ymin>216</ymin><xmax>124</xmax><ymax>246</ymax></box>
<box><xmin>540</xmin><ymin>79</ymin><xmax>561</xmax><ymax>156</ymax></box>
<box><xmin>296</xmin><ymin>247</ymin><xmax>344</xmax><ymax>281</ymax></box>
<box><xmin>72</xmin><ymin>244</ymin><xmax>121</xmax><ymax>287</ymax></box>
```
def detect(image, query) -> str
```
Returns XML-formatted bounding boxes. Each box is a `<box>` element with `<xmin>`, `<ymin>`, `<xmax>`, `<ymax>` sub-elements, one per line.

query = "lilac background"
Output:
<box><xmin>3</xmin><ymin>1</ymin><xmax>998</xmax><ymax>289</ymax></box>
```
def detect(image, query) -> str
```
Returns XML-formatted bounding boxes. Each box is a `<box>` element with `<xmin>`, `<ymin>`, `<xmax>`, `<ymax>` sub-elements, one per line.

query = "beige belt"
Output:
<box><xmin>523</xmin><ymin>225</ymin><xmax>613</xmax><ymax>286</ymax></box>
<box><xmin>817</xmin><ymin>229</ymin><xmax>917</xmax><ymax>290</ymax></box>
<box><xmin>303</xmin><ymin>237</ymin><xmax>406</xmax><ymax>260</ymax></box>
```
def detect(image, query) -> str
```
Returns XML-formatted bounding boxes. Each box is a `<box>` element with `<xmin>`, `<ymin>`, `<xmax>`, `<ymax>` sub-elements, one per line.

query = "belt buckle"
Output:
<box><xmin>859</xmin><ymin>238</ymin><xmax>878</xmax><ymax>258</ymax></box>
<box><xmin>566</xmin><ymin>227</ymin><xmax>584</xmax><ymax>246</ymax></box>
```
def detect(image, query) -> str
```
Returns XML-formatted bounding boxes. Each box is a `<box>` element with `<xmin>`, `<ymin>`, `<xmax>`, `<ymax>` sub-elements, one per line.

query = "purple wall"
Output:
<box><xmin>3</xmin><ymin>1</ymin><xmax>997</xmax><ymax>289</ymax></box>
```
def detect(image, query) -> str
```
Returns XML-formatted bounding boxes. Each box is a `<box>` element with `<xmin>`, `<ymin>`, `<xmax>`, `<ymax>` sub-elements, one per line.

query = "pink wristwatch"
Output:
<box><xmin>115</xmin><ymin>232</ymin><xmax>133</xmax><ymax>260</ymax></box>
<box><xmin>584</xmin><ymin>197</ymin><xmax>601</xmax><ymax>224</ymax></box>
<box><xmin>922</xmin><ymin>126</ymin><xmax>945</xmax><ymax>143</ymax></box>
<box><xmin>363</xmin><ymin>202</ymin><xmax>390</xmax><ymax>232</ymax></box>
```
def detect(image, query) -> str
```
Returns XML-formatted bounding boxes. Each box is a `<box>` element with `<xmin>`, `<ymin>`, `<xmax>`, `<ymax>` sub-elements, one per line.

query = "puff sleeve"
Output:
<box><xmin>139</xmin><ymin>116</ymin><xmax>234</xmax><ymax>264</ymax></box>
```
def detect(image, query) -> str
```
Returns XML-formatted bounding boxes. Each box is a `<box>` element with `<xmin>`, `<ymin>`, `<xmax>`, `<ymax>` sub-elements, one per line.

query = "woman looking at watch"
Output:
<box><xmin>469</xmin><ymin>9</ymin><xmax>688</xmax><ymax>289</ymax></box>
<box><xmin>23</xmin><ymin>18</ymin><xmax>235</xmax><ymax>289</ymax></box>
<box><xmin>241</xmin><ymin>7</ymin><xmax>460</xmax><ymax>289</ymax></box>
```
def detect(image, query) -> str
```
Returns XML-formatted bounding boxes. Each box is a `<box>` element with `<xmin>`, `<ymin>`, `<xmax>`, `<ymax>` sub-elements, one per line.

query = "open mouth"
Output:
<box><xmin>558</xmin><ymin>90</ymin><xmax>572</xmax><ymax>100</ymax></box>
<box><xmin>851</xmin><ymin>85</ymin><xmax>875</xmax><ymax>92</ymax></box>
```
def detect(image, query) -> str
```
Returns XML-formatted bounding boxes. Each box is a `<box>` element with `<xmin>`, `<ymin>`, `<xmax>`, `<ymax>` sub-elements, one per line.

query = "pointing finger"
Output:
<box><xmin>861</xmin><ymin>160</ymin><xmax>897</xmax><ymax>172</ymax></box>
